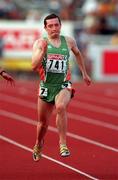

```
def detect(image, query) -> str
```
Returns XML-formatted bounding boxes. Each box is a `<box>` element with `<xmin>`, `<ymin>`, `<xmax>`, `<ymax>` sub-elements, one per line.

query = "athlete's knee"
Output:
<box><xmin>37</xmin><ymin>120</ymin><xmax>48</xmax><ymax>129</ymax></box>
<box><xmin>56</xmin><ymin>103</ymin><xmax>66</xmax><ymax>114</ymax></box>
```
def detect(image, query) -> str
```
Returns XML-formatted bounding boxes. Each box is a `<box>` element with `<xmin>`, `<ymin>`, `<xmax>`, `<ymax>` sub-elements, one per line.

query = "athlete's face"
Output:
<box><xmin>45</xmin><ymin>18</ymin><xmax>61</xmax><ymax>38</ymax></box>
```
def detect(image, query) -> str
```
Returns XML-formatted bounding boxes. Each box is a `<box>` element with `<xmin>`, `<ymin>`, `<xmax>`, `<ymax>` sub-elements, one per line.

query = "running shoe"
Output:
<box><xmin>33</xmin><ymin>141</ymin><xmax>44</xmax><ymax>161</ymax></box>
<box><xmin>60</xmin><ymin>144</ymin><xmax>70</xmax><ymax>157</ymax></box>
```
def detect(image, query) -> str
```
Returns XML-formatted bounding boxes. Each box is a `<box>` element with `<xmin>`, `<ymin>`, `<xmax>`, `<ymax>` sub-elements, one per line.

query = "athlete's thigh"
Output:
<box><xmin>37</xmin><ymin>97</ymin><xmax>54</xmax><ymax>120</ymax></box>
<box><xmin>55</xmin><ymin>89</ymin><xmax>71</xmax><ymax>108</ymax></box>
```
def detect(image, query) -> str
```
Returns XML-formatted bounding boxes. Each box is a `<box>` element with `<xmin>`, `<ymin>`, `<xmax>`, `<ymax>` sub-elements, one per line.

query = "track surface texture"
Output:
<box><xmin>0</xmin><ymin>80</ymin><xmax>118</xmax><ymax>180</ymax></box>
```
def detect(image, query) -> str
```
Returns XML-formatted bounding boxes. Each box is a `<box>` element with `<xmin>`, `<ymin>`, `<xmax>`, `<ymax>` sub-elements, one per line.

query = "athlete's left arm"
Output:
<box><xmin>66</xmin><ymin>36</ymin><xmax>91</xmax><ymax>86</ymax></box>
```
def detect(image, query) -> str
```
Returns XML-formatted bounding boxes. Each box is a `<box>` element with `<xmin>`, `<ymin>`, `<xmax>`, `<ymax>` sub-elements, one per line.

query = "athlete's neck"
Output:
<box><xmin>48</xmin><ymin>36</ymin><xmax>61</xmax><ymax>48</ymax></box>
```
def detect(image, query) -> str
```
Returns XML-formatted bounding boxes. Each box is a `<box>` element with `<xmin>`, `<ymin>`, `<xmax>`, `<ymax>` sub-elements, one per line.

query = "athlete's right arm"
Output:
<box><xmin>32</xmin><ymin>39</ymin><xmax>47</xmax><ymax>71</ymax></box>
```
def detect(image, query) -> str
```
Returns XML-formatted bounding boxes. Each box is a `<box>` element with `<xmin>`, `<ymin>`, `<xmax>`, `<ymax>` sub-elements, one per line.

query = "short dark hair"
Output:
<box><xmin>44</xmin><ymin>14</ymin><xmax>61</xmax><ymax>27</ymax></box>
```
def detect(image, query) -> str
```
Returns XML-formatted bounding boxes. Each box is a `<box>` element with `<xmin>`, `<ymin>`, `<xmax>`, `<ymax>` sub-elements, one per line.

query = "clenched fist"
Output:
<box><xmin>41</xmin><ymin>39</ymin><xmax>48</xmax><ymax>52</ymax></box>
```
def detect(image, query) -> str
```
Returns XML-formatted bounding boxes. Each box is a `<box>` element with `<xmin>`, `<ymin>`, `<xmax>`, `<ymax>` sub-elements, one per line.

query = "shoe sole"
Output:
<box><xmin>33</xmin><ymin>153</ymin><xmax>42</xmax><ymax>161</ymax></box>
<box><xmin>60</xmin><ymin>152</ymin><xmax>70</xmax><ymax>157</ymax></box>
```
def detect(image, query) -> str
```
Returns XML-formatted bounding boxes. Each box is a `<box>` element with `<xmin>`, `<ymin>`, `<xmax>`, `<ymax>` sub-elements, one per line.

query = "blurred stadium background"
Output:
<box><xmin>0</xmin><ymin>0</ymin><xmax>118</xmax><ymax>82</ymax></box>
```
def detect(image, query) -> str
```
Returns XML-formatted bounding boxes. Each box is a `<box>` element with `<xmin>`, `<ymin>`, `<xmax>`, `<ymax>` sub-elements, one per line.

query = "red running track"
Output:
<box><xmin>0</xmin><ymin>80</ymin><xmax>118</xmax><ymax>180</ymax></box>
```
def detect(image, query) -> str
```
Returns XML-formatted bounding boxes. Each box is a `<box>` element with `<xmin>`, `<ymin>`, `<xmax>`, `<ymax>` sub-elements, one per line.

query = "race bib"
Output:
<box><xmin>46</xmin><ymin>59</ymin><xmax>66</xmax><ymax>73</ymax></box>
<box><xmin>39</xmin><ymin>87</ymin><xmax>48</xmax><ymax>97</ymax></box>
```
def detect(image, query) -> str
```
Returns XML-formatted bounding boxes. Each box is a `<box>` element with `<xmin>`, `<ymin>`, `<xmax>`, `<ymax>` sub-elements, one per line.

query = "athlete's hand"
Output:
<box><xmin>2</xmin><ymin>72</ymin><xmax>15</xmax><ymax>86</ymax></box>
<box><xmin>83</xmin><ymin>73</ymin><xmax>91</xmax><ymax>86</ymax></box>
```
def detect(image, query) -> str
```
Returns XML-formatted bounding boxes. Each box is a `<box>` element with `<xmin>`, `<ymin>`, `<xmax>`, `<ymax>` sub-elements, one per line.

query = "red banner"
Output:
<box><xmin>103</xmin><ymin>51</ymin><xmax>118</xmax><ymax>74</ymax></box>
<box><xmin>0</xmin><ymin>28</ymin><xmax>41</xmax><ymax>51</ymax></box>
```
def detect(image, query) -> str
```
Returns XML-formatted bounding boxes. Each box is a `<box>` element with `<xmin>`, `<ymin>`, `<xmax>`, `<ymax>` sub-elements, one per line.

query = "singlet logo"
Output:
<box><xmin>48</xmin><ymin>45</ymin><xmax>52</xmax><ymax>49</ymax></box>
<box><xmin>47</xmin><ymin>54</ymin><xmax>64</xmax><ymax>60</ymax></box>
<box><xmin>62</xmin><ymin>48</ymin><xmax>67</xmax><ymax>51</ymax></box>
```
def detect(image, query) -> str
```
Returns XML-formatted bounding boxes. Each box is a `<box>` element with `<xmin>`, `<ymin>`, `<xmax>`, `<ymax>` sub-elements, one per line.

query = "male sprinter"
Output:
<box><xmin>32</xmin><ymin>14</ymin><xmax>91</xmax><ymax>161</ymax></box>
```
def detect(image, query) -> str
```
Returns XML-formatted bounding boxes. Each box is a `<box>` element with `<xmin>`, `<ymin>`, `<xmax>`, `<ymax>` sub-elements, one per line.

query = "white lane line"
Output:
<box><xmin>1</xmin><ymin>93</ymin><xmax>118</xmax><ymax>117</ymax></box>
<box><xmin>0</xmin><ymin>94</ymin><xmax>118</xmax><ymax>131</ymax></box>
<box><xmin>49</xmin><ymin>127</ymin><xmax>118</xmax><ymax>153</ymax></box>
<box><xmin>0</xmin><ymin>109</ymin><xmax>118</xmax><ymax>153</ymax></box>
<box><xmin>0</xmin><ymin>94</ymin><xmax>35</xmax><ymax>109</ymax></box>
<box><xmin>0</xmin><ymin>135</ymin><xmax>99</xmax><ymax>180</ymax></box>
<box><xmin>15</xmin><ymin>87</ymin><xmax>118</xmax><ymax>107</ymax></box>
<box><xmin>72</xmin><ymin>101</ymin><xmax>118</xmax><ymax>117</ymax></box>
<box><xmin>68</xmin><ymin>113</ymin><xmax>118</xmax><ymax>131</ymax></box>
<box><xmin>6</xmin><ymin>87</ymin><xmax>118</xmax><ymax>110</ymax></box>
<box><xmin>2</xmin><ymin>83</ymin><xmax>118</xmax><ymax>100</ymax></box>
<box><xmin>74</xmin><ymin>93</ymin><xmax>118</xmax><ymax>107</ymax></box>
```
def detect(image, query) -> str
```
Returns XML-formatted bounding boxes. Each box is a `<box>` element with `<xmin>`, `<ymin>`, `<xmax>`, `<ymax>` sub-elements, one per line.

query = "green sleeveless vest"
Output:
<box><xmin>42</xmin><ymin>35</ymin><xmax>70</xmax><ymax>84</ymax></box>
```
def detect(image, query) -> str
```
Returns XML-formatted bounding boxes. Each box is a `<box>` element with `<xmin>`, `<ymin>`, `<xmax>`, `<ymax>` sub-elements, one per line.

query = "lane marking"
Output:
<box><xmin>0</xmin><ymin>94</ymin><xmax>118</xmax><ymax>131</ymax></box>
<box><xmin>18</xmin><ymin>87</ymin><xmax>118</xmax><ymax>107</ymax></box>
<box><xmin>1</xmin><ymin>82</ymin><xmax>118</xmax><ymax>100</ymax></box>
<box><xmin>74</xmin><ymin>93</ymin><xmax>118</xmax><ymax>107</ymax></box>
<box><xmin>0</xmin><ymin>135</ymin><xmax>99</xmax><ymax>180</ymax></box>
<box><xmin>72</xmin><ymin>101</ymin><xmax>118</xmax><ymax>118</ymax></box>
<box><xmin>1</xmin><ymin>93</ymin><xmax>118</xmax><ymax>117</ymax></box>
<box><xmin>0</xmin><ymin>109</ymin><xmax>118</xmax><ymax>153</ymax></box>
<box><xmin>68</xmin><ymin>113</ymin><xmax>118</xmax><ymax>131</ymax></box>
